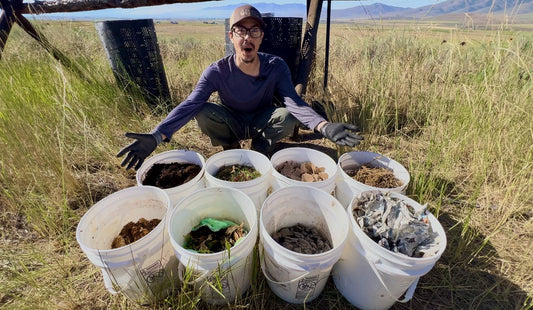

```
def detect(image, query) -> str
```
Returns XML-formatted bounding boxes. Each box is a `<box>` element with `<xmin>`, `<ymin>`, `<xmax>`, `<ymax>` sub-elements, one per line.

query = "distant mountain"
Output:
<box><xmin>400</xmin><ymin>0</ymin><xmax>533</xmax><ymax>17</ymax></box>
<box><xmin>331</xmin><ymin>3</ymin><xmax>408</xmax><ymax>19</ymax></box>
<box><xmin>215</xmin><ymin>1</ymin><xmax>533</xmax><ymax>21</ymax></box>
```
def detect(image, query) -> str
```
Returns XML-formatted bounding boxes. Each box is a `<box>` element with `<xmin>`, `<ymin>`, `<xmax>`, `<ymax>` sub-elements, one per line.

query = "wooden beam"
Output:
<box><xmin>0</xmin><ymin>0</ymin><xmax>17</xmax><ymax>59</ymax></box>
<box><xmin>21</xmin><ymin>0</ymin><xmax>217</xmax><ymax>14</ymax></box>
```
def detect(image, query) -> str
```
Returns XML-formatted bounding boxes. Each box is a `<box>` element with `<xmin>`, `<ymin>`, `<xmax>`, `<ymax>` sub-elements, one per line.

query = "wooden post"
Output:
<box><xmin>292</xmin><ymin>0</ymin><xmax>324</xmax><ymax>138</ymax></box>
<box><xmin>295</xmin><ymin>0</ymin><xmax>323</xmax><ymax>97</ymax></box>
<box><xmin>14</xmin><ymin>11</ymin><xmax>83</xmax><ymax>76</ymax></box>
<box><xmin>324</xmin><ymin>0</ymin><xmax>331</xmax><ymax>90</ymax></box>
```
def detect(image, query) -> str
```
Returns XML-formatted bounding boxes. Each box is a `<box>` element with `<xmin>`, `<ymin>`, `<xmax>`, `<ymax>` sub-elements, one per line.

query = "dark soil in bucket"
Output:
<box><xmin>111</xmin><ymin>218</ymin><xmax>161</xmax><ymax>249</ymax></box>
<box><xmin>183</xmin><ymin>219</ymin><xmax>247</xmax><ymax>253</ymax></box>
<box><xmin>272</xmin><ymin>223</ymin><xmax>332</xmax><ymax>254</ymax></box>
<box><xmin>142</xmin><ymin>162</ymin><xmax>201</xmax><ymax>189</ymax></box>
<box><xmin>344</xmin><ymin>164</ymin><xmax>403</xmax><ymax>188</ymax></box>
<box><xmin>214</xmin><ymin>164</ymin><xmax>261</xmax><ymax>182</ymax></box>
<box><xmin>275</xmin><ymin>161</ymin><xmax>328</xmax><ymax>182</ymax></box>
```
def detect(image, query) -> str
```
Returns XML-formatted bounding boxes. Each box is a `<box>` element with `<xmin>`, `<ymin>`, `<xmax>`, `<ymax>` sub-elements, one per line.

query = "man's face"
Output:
<box><xmin>229</xmin><ymin>18</ymin><xmax>264</xmax><ymax>64</ymax></box>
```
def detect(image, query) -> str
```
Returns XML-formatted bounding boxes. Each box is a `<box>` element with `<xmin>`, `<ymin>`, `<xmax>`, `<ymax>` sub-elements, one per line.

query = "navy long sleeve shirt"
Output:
<box><xmin>155</xmin><ymin>53</ymin><xmax>326</xmax><ymax>140</ymax></box>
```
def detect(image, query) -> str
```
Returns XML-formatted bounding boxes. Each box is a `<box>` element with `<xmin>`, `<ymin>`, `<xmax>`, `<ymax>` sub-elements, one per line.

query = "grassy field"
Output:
<box><xmin>0</xmin><ymin>18</ymin><xmax>532</xmax><ymax>309</ymax></box>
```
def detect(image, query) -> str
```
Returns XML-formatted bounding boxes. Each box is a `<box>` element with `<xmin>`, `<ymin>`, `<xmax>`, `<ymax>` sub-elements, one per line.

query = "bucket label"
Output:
<box><xmin>141</xmin><ymin>260</ymin><xmax>165</xmax><ymax>284</ymax></box>
<box><xmin>295</xmin><ymin>275</ymin><xmax>319</xmax><ymax>300</ymax></box>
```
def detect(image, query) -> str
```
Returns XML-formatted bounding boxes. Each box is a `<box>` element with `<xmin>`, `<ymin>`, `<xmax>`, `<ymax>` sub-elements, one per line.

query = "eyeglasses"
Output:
<box><xmin>232</xmin><ymin>26</ymin><xmax>263</xmax><ymax>38</ymax></box>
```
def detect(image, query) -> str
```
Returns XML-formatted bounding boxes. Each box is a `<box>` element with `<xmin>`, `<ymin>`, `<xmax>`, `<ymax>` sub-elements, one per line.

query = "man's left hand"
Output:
<box><xmin>320</xmin><ymin>122</ymin><xmax>363</xmax><ymax>147</ymax></box>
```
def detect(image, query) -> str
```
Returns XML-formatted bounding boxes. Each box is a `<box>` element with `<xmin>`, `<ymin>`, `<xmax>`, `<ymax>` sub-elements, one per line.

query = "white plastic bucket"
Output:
<box><xmin>335</xmin><ymin>151</ymin><xmax>410</xmax><ymax>207</ymax></box>
<box><xmin>259</xmin><ymin>185</ymin><xmax>349</xmax><ymax>303</ymax></box>
<box><xmin>76</xmin><ymin>186</ymin><xmax>178</xmax><ymax>305</ymax></box>
<box><xmin>205</xmin><ymin>149</ymin><xmax>272</xmax><ymax>212</ymax></box>
<box><xmin>270</xmin><ymin>147</ymin><xmax>338</xmax><ymax>195</ymax></box>
<box><xmin>168</xmin><ymin>186</ymin><xmax>258</xmax><ymax>304</ymax></box>
<box><xmin>137</xmin><ymin>149</ymin><xmax>206</xmax><ymax>207</ymax></box>
<box><xmin>332</xmin><ymin>191</ymin><xmax>447</xmax><ymax>310</ymax></box>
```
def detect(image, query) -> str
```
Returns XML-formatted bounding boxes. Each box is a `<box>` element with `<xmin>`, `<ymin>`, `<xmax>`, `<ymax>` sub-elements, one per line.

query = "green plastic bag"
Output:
<box><xmin>191</xmin><ymin>218</ymin><xmax>238</xmax><ymax>232</ymax></box>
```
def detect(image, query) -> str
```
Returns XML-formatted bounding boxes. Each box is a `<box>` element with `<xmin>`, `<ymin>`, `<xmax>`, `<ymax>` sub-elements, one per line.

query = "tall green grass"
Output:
<box><xmin>1</xmin><ymin>20</ymin><xmax>531</xmax><ymax>309</ymax></box>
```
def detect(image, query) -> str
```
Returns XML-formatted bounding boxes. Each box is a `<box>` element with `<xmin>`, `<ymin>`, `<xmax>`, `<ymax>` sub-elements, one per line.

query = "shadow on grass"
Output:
<box><xmin>390</xmin><ymin>212</ymin><xmax>530</xmax><ymax>310</ymax></box>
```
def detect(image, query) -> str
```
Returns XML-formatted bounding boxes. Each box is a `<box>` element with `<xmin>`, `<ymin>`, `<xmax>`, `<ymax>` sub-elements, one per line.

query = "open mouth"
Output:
<box><xmin>243</xmin><ymin>47</ymin><xmax>253</xmax><ymax>52</ymax></box>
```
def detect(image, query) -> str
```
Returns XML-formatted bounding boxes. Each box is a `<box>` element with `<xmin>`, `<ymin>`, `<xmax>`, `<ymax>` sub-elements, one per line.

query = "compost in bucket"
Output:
<box><xmin>344</xmin><ymin>164</ymin><xmax>403</xmax><ymax>189</ymax></box>
<box><xmin>260</xmin><ymin>185</ymin><xmax>349</xmax><ymax>304</ymax></box>
<box><xmin>272</xmin><ymin>223</ymin><xmax>332</xmax><ymax>254</ymax></box>
<box><xmin>205</xmin><ymin>149</ymin><xmax>272</xmax><ymax>211</ymax></box>
<box><xmin>168</xmin><ymin>186</ymin><xmax>258</xmax><ymax>304</ymax></box>
<box><xmin>275</xmin><ymin>161</ymin><xmax>328</xmax><ymax>182</ymax></box>
<box><xmin>214</xmin><ymin>164</ymin><xmax>261</xmax><ymax>182</ymax></box>
<box><xmin>352</xmin><ymin>191</ymin><xmax>440</xmax><ymax>257</ymax></box>
<box><xmin>142</xmin><ymin>162</ymin><xmax>201</xmax><ymax>189</ymax></box>
<box><xmin>332</xmin><ymin>190</ymin><xmax>446</xmax><ymax>310</ymax></box>
<box><xmin>76</xmin><ymin>186</ymin><xmax>179</xmax><ymax>305</ymax></box>
<box><xmin>111</xmin><ymin>217</ymin><xmax>161</xmax><ymax>249</ymax></box>
<box><xmin>182</xmin><ymin>218</ymin><xmax>247</xmax><ymax>253</ymax></box>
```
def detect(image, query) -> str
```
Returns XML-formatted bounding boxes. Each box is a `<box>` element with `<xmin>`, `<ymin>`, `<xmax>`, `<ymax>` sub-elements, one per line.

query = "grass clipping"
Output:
<box><xmin>346</xmin><ymin>164</ymin><xmax>403</xmax><ymax>188</ymax></box>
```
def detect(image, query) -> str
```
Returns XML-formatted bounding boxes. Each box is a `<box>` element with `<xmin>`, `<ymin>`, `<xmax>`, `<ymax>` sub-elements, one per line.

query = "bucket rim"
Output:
<box><xmin>136</xmin><ymin>149</ymin><xmax>206</xmax><ymax>186</ymax></box>
<box><xmin>270</xmin><ymin>147</ymin><xmax>338</xmax><ymax>184</ymax></box>
<box><xmin>348</xmin><ymin>190</ymin><xmax>447</xmax><ymax>263</ymax></box>
<box><xmin>338</xmin><ymin>151</ymin><xmax>410</xmax><ymax>191</ymax></box>
<box><xmin>205</xmin><ymin>149</ymin><xmax>272</xmax><ymax>185</ymax></box>
<box><xmin>76</xmin><ymin>185</ymin><xmax>171</xmax><ymax>253</ymax></box>
<box><xmin>271</xmin><ymin>146</ymin><xmax>337</xmax><ymax>163</ymax></box>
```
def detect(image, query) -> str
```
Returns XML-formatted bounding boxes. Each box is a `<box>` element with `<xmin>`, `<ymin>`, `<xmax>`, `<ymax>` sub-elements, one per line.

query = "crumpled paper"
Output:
<box><xmin>352</xmin><ymin>191</ymin><xmax>440</xmax><ymax>257</ymax></box>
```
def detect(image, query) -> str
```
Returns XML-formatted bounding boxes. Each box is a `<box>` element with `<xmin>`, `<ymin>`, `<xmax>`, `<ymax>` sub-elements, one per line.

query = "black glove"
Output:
<box><xmin>320</xmin><ymin>122</ymin><xmax>363</xmax><ymax>147</ymax></box>
<box><xmin>116</xmin><ymin>132</ymin><xmax>162</xmax><ymax>170</ymax></box>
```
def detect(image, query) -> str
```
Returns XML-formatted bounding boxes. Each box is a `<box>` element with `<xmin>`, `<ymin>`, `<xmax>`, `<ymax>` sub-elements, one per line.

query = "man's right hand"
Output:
<box><xmin>116</xmin><ymin>132</ymin><xmax>161</xmax><ymax>170</ymax></box>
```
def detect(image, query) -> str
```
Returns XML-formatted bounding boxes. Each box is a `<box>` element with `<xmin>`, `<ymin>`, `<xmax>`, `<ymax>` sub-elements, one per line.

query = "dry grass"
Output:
<box><xmin>0</xmin><ymin>19</ymin><xmax>532</xmax><ymax>309</ymax></box>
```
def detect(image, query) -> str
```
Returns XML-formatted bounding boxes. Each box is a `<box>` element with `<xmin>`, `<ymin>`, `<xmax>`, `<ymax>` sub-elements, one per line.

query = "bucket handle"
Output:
<box><xmin>359</xmin><ymin>244</ymin><xmax>419</xmax><ymax>303</ymax></box>
<box><xmin>259</xmin><ymin>252</ymin><xmax>312</xmax><ymax>285</ymax></box>
<box><xmin>101</xmin><ymin>269</ymin><xmax>119</xmax><ymax>294</ymax></box>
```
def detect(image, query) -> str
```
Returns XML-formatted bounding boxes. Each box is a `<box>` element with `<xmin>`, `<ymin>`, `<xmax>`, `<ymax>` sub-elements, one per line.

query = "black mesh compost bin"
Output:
<box><xmin>96</xmin><ymin>19</ymin><xmax>171</xmax><ymax>107</ymax></box>
<box><xmin>225</xmin><ymin>17</ymin><xmax>303</xmax><ymax>83</ymax></box>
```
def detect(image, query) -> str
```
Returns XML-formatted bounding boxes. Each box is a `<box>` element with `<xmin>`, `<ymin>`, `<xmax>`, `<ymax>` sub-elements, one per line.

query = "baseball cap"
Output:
<box><xmin>229</xmin><ymin>4</ymin><xmax>266</xmax><ymax>29</ymax></box>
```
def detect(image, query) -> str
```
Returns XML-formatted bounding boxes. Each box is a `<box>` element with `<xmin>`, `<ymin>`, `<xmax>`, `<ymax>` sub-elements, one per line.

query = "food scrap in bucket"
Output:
<box><xmin>214</xmin><ymin>164</ymin><xmax>261</xmax><ymax>182</ymax></box>
<box><xmin>275</xmin><ymin>161</ymin><xmax>328</xmax><ymax>182</ymax></box>
<box><xmin>352</xmin><ymin>191</ymin><xmax>439</xmax><ymax>258</ymax></box>
<box><xmin>272</xmin><ymin>223</ymin><xmax>332</xmax><ymax>254</ymax></box>
<box><xmin>183</xmin><ymin>218</ymin><xmax>247</xmax><ymax>253</ymax></box>
<box><xmin>344</xmin><ymin>164</ymin><xmax>403</xmax><ymax>188</ymax></box>
<box><xmin>142</xmin><ymin>162</ymin><xmax>201</xmax><ymax>189</ymax></box>
<box><xmin>111</xmin><ymin>218</ymin><xmax>161</xmax><ymax>249</ymax></box>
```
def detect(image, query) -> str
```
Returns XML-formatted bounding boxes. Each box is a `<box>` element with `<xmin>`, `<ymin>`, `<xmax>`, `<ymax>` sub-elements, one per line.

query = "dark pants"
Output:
<box><xmin>195</xmin><ymin>103</ymin><xmax>298</xmax><ymax>154</ymax></box>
